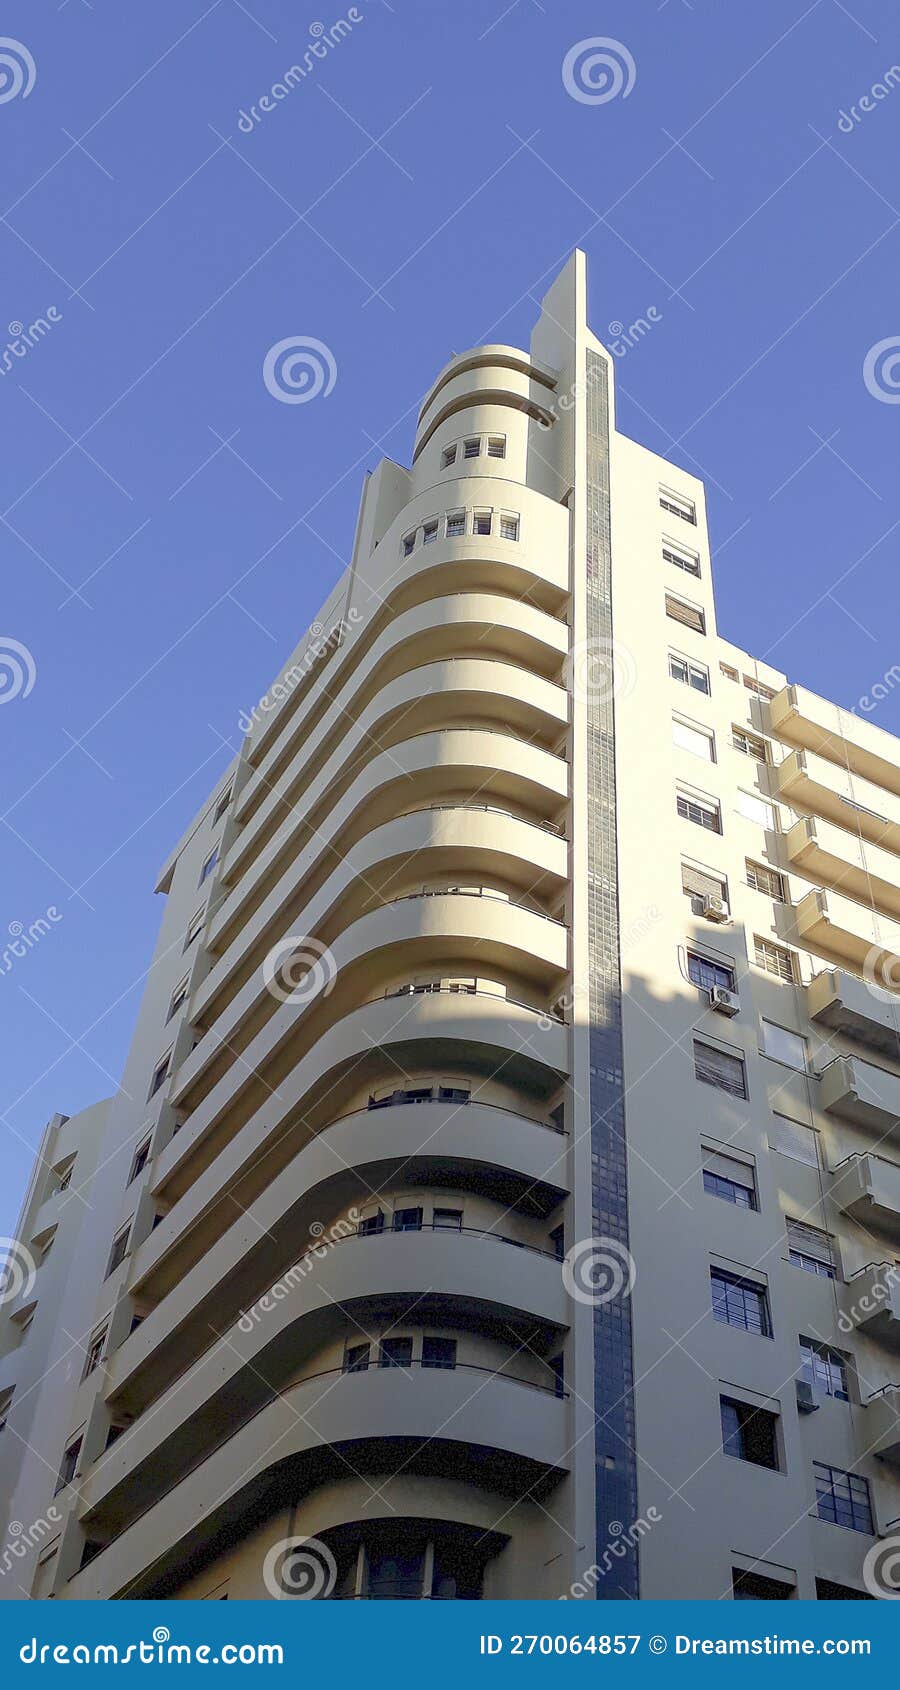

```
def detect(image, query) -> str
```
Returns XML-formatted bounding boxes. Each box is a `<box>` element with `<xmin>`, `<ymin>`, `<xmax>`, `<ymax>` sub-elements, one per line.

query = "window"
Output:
<box><xmin>814</xmin><ymin>1463</ymin><xmax>873</xmax><ymax>1534</ymax></box>
<box><xmin>343</xmin><ymin>1342</ymin><xmax>370</xmax><ymax>1373</ymax></box>
<box><xmin>380</xmin><ymin>1337</ymin><xmax>413</xmax><ymax>1368</ymax></box>
<box><xmin>663</xmin><ymin>543</ymin><xmax>700</xmax><ymax>577</ymax></box>
<box><xmin>746</xmin><ymin>860</ymin><xmax>785</xmax><ymax>900</ymax></box>
<box><xmin>148</xmin><ymin>1052</ymin><xmax>171</xmax><ymax>1098</ymax></box>
<box><xmin>213</xmin><ymin>787</ymin><xmax>231</xmax><ymax>824</ymax></box>
<box><xmin>815</xmin><ymin>1578</ymin><xmax>872</xmax><ymax>1600</ymax></box>
<box><xmin>694</xmin><ymin>1041</ymin><xmax>747</xmax><ymax>1098</ymax></box>
<box><xmin>438</xmin><ymin>1086</ymin><xmax>470</xmax><ymax>1104</ymax></box>
<box><xmin>549</xmin><ymin>1354</ymin><xmax>565</xmax><ymax>1397</ymax></box>
<box><xmin>672</xmin><ymin>717</ymin><xmax>715</xmax><ymax>761</ymax></box>
<box><xmin>711</xmin><ymin>1267</ymin><xmax>771</xmax><ymax>1336</ymax></box>
<box><xmin>56</xmin><ymin>1436</ymin><xmax>83</xmax><ymax>1493</ymax></box>
<box><xmin>82</xmin><ymin>1329</ymin><xmax>107</xmax><ymax>1380</ymax></box>
<box><xmin>738</xmin><ymin>790</ymin><xmax>777</xmax><ymax>829</ymax></box>
<box><xmin>106</xmin><ymin>1422</ymin><xmax>126</xmax><ymax>1448</ymax></box>
<box><xmin>499</xmin><ymin>513</ymin><xmax>519</xmax><ymax>541</ymax></box>
<box><xmin>702</xmin><ymin>1146</ymin><xmax>757</xmax><ymax>1210</ymax></box>
<box><xmin>687</xmin><ymin>951</ymin><xmax>736</xmax><ymax>992</ymax></box>
<box><xmin>446</xmin><ymin>510</ymin><xmax>465</xmax><ymax>538</ymax></box>
<box><xmin>733</xmin><ymin>1569</ymin><xmax>793</xmax><ymax>1599</ymax></box>
<box><xmin>800</xmin><ymin>1337</ymin><xmax>848</xmax><ymax>1401</ymax></box>
<box><xmin>422</xmin><ymin>520</ymin><xmax>438</xmax><ymax>545</ymax></box>
<box><xmin>433</xmin><ymin>1208</ymin><xmax>463</xmax><ymax>1230</ymax></box>
<box><xmin>660</xmin><ymin>488</ymin><xmax>696</xmax><ymax>524</ymax></box>
<box><xmin>733</xmin><ymin>726</ymin><xmax>767</xmax><ymax>760</ymax></box>
<box><xmin>199</xmin><ymin>847</ymin><xmax>218</xmax><ymax>885</ymax></box>
<box><xmin>787</xmin><ymin>1219</ymin><xmax>835</xmax><ymax>1279</ymax></box>
<box><xmin>755</xmin><ymin>939</ymin><xmax>796</xmax><ymax>984</ymax></box>
<box><xmin>402</xmin><ymin>531</ymin><xmax>416</xmax><ymax>557</ymax></box>
<box><xmin>550</xmin><ymin>1222</ymin><xmax>565</xmax><ymax>1260</ymax></box>
<box><xmin>665</xmin><ymin>592</ymin><xmax>705</xmax><ymax>634</ymax></box>
<box><xmin>184</xmin><ymin>909</ymin><xmax>204</xmax><ymax>950</ymax></box>
<box><xmin>761</xmin><ymin>1020</ymin><xmax>806</xmax><ymax>1069</ymax></box>
<box><xmin>720</xmin><ymin>663</ymin><xmax>739</xmax><ymax>682</ymax></box>
<box><xmin>768</xmin><ymin>1116</ymin><xmax>820</xmax><ymax>1168</ymax></box>
<box><xmin>721</xmin><ymin>1396</ymin><xmax>780</xmax><ymax>1469</ymax></box>
<box><xmin>167</xmin><ymin>976</ymin><xmax>189</xmax><ymax>1021</ymax></box>
<box><xmin>668</xmin><ymin>651</ymin><xmax>710</xmax><ymax>693</ymax></box>
<box><xmin>682</xmin><ymin>862</ymin><xmax>727</xmax><ymax>910</ymax></box>
<box><xmin>744</xmin><ymin>674</ymin><xmax>775</xmax><ymax>700</ymax></box>
<box><xmin>440</xmin><ymin>445</ymin><xmax>457</xmax><ymax>469</ymax></box>
<box><xmin>127</xmin><ymin>1139</ymin><xmax>150</xmax><ymax>1184</ymax></box>
<box><xmin>392</xmin><ymin>1206</ymin><xmax>423</xmax><ymax>1233</ymax></box>
<box><xmin>677</xmin><ymin>790</ymin><xmax>721</xmax><ymax>833</ymax></box>
<box><xmin>358</xmin><ymin>1211</ymin><xmax>385</xmax><ymax>1236</ymax></box>
<box><xmin>487</xmin><ymin>436</ymin><xmax>506</xmax><ymax>458</ymax></box>
<box><xmin>422</xmin><ymin>1336</ymin><xmax>457</xmax><ymax>1369</ymax></box>
<box><xmin>472</xmin><ymin>510</ymin><xmax>492</xmax><ymax>536</ymax></box>
<box><xmin>463</xmin><ymin>438</ymin><xmax>480</xmax><ymax>459</ymax></box>
<box><xmin>105</xmin><ymin>1227</ymin><xmax>130</xmax><ymax>1278</ymax></box>
<box><xmin>57</xmin><ymin>1164</ymin><xmax>73</xmax><ymax>1192</ymax></box>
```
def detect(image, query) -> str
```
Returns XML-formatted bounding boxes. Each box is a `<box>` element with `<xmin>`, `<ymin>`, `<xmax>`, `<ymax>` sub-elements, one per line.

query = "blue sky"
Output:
<box><xmin>2</xmin><ymin>0</ymin><xmax>899</xmax><ymax>1235</ymax></box>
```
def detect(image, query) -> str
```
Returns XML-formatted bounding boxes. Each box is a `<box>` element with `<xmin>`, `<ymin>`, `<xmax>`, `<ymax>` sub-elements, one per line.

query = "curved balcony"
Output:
<box><xmin>191</xmin><ymin>804</ymin><xmax>568</xmax><ymax>1037</ymax></box>
<box><xmin>209</xmin><ymin>729</ymin><xmax>569</xmax><ymax>958</ymax></box>
<box><xmin>414</xmin><ymin>347</ymin><xmax>558</xmax><ymax>458</ymax></box>
<box><xmin>68</xmin><ymin>1360</ymin><xmax>568</xmax><ymax>1599</ymax></box>
<box><xmin>114</xmin><ymin>1095</ymin><xmax>569</xmax><ymax>1399</ymax></box>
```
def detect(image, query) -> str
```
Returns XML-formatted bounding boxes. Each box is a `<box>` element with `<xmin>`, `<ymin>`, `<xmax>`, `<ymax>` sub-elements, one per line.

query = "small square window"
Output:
<box><xmin>676</xmin><ymin>790</ymin><xmax>721</xmax><ymax>833</ymax></box>
<box><xmin>746</xmin><ymin>860</ymin><xmax>785</xmax><ymax>901</ymax></box>
<box><xmin>814</xmin><ymin>1462</ymin><xmax>873</xmax><ymax>1534</ymax></box>
<box><xmin>721</xmin><ymin>1395</ymin><xmax>779</xmax><ymax>1469</ymax></box>
<box><xmin>422</xmin><ymin>520</ymin><xmax>439</xmax><ymax>545</ymax></box>
<box><xmin>380</xmin><ymin>1337</ymin><xmax>413</xmax><ymax>1368</ymax></box>
<box><xmin>199</xmin><ymin>847</ymin><xmax>218</xmax><ymax>886</ymax></box>
<box><xmin>422</xmin><ymin>1335</ymin><xmax>457</xmax><ymax>1369</ymax></box>
<box><xmin>148</xmin><ymin>1052</ymin><xmax>171</xmax><ymax>1098</ymax></box>
<box><xmin>440</xmin><ymin>445</ymin><xmax>457</xmax><ymax>469</ymax></box>
<box><xmin>694</xmin><ymin>1041</ymin><xmax>747</xmax><ymax>1098</ymax></box>
<box><xmin>499</xmin><ymin>514</ymin><xmax>519</xmax><ymax>541</ymax></box>
<box><xmin>755</xmin><ymin>939</ymin><xmax>796</xmax><ymax>983</ymax></box>
<box><xmin>761</xmin><ymin>1019</ymin><xmax>806</xmax><ymax>1068</ymax></box>
<box><xmin>445</xmin><ymin>511</ymin><xmax>465</xmax><ymax>539</ymax></box>
<box><xmin>668</xmin><ymin>652</ymin><xmax>710</xmax><ymax>694</ymax></box>
<box><xmin>702</xmin><ymin>1152</ymin><xmax>757</xmax><ymax>1209</ymax></box>
<box><xmin>733</xmin><ymin>726</ymin><xmax>767</xmax><ymax>761</ymax></box>
<box><xmin>487</xmin><ymin>436</ymin><xmax>506</xmax><ymax>459</ymax></box>
<box><xmin>433</xmin><ymin>1207</ymin><xmax>463</xmax><ymax>1230</ymax></box>
<box><xmin>739</xmin><ymin>790</ymin><xmax>777</xmax><ymax>829</ymax></box>
<box><xmin>473</xmin><ymin>511</ymin><xmax>492</xmax><ymax>537</ymax></box>
<box><xmin>687</xmin><ymin>950</ymin><xmax>736</xmax><ymax>992</ymax></box>
<box><xmin>743</xmin><ymin>675</ymin><xmax>775</xmax><ymax>700</ymax></box>
<box><xmin>711</xmin><ymin>1267</ymin><xmax>770</xmax><ymax>1335</ymax></box>
<box><xmin>720</xmin><ymin>663</ymin><xmax>739</xmax><ymax>682</ymax></box>
<box><xmin>800</xmin><ymin>1336</ymin><xmax>848</xmax><ymax>1400</ymax></box>
<box><xmin>787</xmin><ymin>1219</ymin><xmax>835</xmax><ymax>1278</ymax></box>
<box><xmin>106</xmin><ymin>1228</ymin><xmax>130</xmax><ymax>1277</ymax></box>
<box><xmin>343</xmin><ymin>1342</ymin><xmax>370</xmax><ymax>1373</ymax></box>
<box><xmin>128</xmin><ymin>1139</ymin><xmax>151</xmax><ymax>1184</ymax></box>
<box><xmin>673</xmin><ymin>718</ymin><xmax>715</xmax><ymax>761</ymax></box>
<box><xmin>659</xmin><ymin>488</ymin><xmax>697</xmax><ymax>524</ymax></box>
<box><xmin>463</xmin><ymin>438</ymin><xmax>480</xmax><ymax>459</ymax></box>
<box><xmin>392</xmin><ymin>1206</ymin><xmax>423</xmax><ymax>1233</ymax></box>
<box><xmin>663</xmin><ymin>543</ymin><xmax>700</xmax><ymax>577</ymax></box>
<box><xmin>665</xmin><ymin>592</ymin><xmax>705</xmax><ymax>634</ymax></box>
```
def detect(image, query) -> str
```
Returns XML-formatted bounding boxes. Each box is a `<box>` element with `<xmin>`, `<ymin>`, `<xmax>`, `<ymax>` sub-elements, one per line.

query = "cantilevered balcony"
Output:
<box><xmin>808</xmin><ymin>969</ymin><xmax>900</xmax><ymax>1059</ymax></box>
<box><xmin>831</xmin><ymin>1153</ymin><xmax>900</xmax><ymax>1241</ymax></box>
<box><xmin>771</xmin><ymin>683</ymin><xmax>900</xmax><ymax>800</ymax></box>
<box><xmin>841</xmin><ymin>1262</ymin><xmax>900</xmax><ymax>1339</ymax></box>
<box><xmin>788</xmin><ymin>816</ymin><xmax>900</xmax><ymax>921</ymax></box>
<box><xmin>794</xmin><ymin>887</ymin><xmax>900</xmax><ymax>990</ymax></box>
<box><xmin>864</xmin><ymin>1384</ymin><xmax>900</xmax><ymax>1465</ymax></box>
<box><xmin>777</xmin><ymin>749</ymin><xmax>900</xmax><ymax>855</ymax></box>
<box><xmin>819</xmin><ymin>1054</ymin><xmax>900</xmax><ymax>1144</ymax></box>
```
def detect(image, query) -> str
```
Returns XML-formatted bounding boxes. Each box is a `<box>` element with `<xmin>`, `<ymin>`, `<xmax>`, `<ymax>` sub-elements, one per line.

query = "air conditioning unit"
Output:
<box><xmin>796</xmin><ymin>1379</ymin><xmax>819</xmax><ymax>1414</ymax></box>
<box><xmin>702</xmin><ymin>895</ymin><xmax>730</xmax><ymax>923</ymax></box>
<box><xmin>708</xmin><ymin>986</ymin><xmax>740</xmax><ymax>1017</ymax></box>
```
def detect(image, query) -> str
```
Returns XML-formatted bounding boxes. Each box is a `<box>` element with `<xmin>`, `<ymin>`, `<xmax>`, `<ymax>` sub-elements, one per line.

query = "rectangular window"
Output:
<box><xmin>422</xmin><ymin>520</ymin><xmax>439</xmax><ymax>545</ymax></box>
<box><xmin>56</xmin><ymin>1436</ymin><xmax>82</xmax><ymax>1493</ymax></box>
<box><xmin>167</xmin><ymin>976</ymin><xmax>189</xmax><ymax>1021</ymax></box>
<box><xmin>668</xmin><ymin>651</ymin><xmax>710</xmax><ymax>694</ymax></box>
<box><xmin>402</xmin><ymin>531</ymin><xmax>416</xmax><ymax>557</ymax></box>
<box><xmin>739</xmin><ymin>790</ymin><xmax>777</xmax><ymax>829</ymax></box>
<box><xmin>721</xmin><ymin>1396</ymin><xmax>779</xmax><ymax>1469</ymax></box>
<box><xmin>746</xmin><ymin>860</ymin><xmax>785</xmax><ymax>901</ymax></box>
<box><xmin>677</xmin><ymin>790</ymin><xmax>721</xmax><ymax>833</ymax></box>
<box><xmin>357</xmin><ymin>1210</ymin><xmax>385</xmax><ymax>1235</ymax></box>
<box><xmin>463</xmin><ymin>438</ymin><xmax>480</xmax><ymax>459</ymax></box>
<box><xmin>127</xmin><ymin>1139</ymin><xmax>151</xmax><ymax>1184</ymax></box>
<box><xmin>663</xmin><ymin>542</ymin><xmax>700</xmax><ymax>577</ymax></box>
<box><xmin>184</xmin><ymin>909</ymin><xmax>204</xmax><ymax>950</ymax></box>
<box><xmin>703</xmin><ymin>1166</ymin><xmax>757</xmax><ymax>1210</ymax></box>
<box><xmin>682</xmin><ymin>862</ymin><xmax>727</xmax><ymax>908</ymax></box>
<box><xmin>343</xmin><ymin>1342</ymin><xmax>370</xmax><ymax>1373</ymax></box>
<box><xmin>694</xmin><ymin>1040</ymin><xmax>747</xmax><ymax>1099</ymax></box>
<box><xmin>380</xmin><ymin>1337</ymin><xmax>413</xmax><ymax>1368</ymax></box>
<box><xmin>445</xmin><ymin>511</ymin><xmax>465</xmax><ymax>538</ymax></box>
<box><xmin>213</xmin><ymin>787</ymin><xmax>231</xmax><ymax>824</ymax></box>
<box><xmin>660</xmin><ymin>488</ymin><xmax>697</xmax><ymax>524</ymax></box>
<box><xmin>422</xmin><ymin>1336</ymin><xmax>457</xmax><ymax>1369</ymax></box>
<box><xmin>768</xmin><ymin>1115</ymin><xmax>820</xmax><ymax>1167</ymax></box>
<box><xmin>148</xmin><ymin>1052</ymin><xmax>171</xmax><ymax>1098</ymax></box>
<box><xmin>720</xmin><ymin>663</ymin><xmax>739</xmax><ymax>682</ymax></box>
<box><xmin>814</xmin><ymin>1463</ymin><xmax>873</xmax><ymax>1534</ymax></box>
<box><xmin>787</xmin><ymin>1219</ymin><xmax>835</xmax><ymax>1279</ymax></box>
<box><xmin>711</xmin><ymin>1267</ymin><xmax>771</xmax><ymax>1336</ymax></box>
<box><xmin>487</xmin><ymin>436</ymin><xmax>506</xmax><ymax>459</ymax></box>
<box><xmin>733</xmin><ymin>727</ymin><xmax>767</xmax><ymax>760</ymax></box>
<box><xmin>687</xmin><ymin>951</ymin><xmax>736</xmax><ymax>992</ymax></box>
<box><xmin>744</xmin><ymin>675</ymin><xmax>775</xmax><ymax>700</ymax></box>
<box><xmin>472</xmin><ymin>511</ymin><xmax>492</xmax><ymax>537</ymax></box>
<box><xmin>432</xmin><ymin>1208</ymin><xmax>463</xmax><ymax>1230</ymax></box>
<box><xmin>440</xmin><ymin>444</ymin><xmax>457</xmax><ymax>469</ymax></box>
<box><xmin>82</xmin><ymin>1329</ymin><xmax>107</xmax><ymax>1380</ymax></box>
<box><xmin>800</xmin><ymin>1337</ymin><xmax>848</xmax><ymax>1401</ymax></box>
<box><xmin>733</xmin><ymin>1569</ymin><xmax>793</xmax><ymax>1600</ymax></box>
<box><xmin>437</xmin><ymin>1085</ymin><xmax>470</xmax><ymax>1104</ymax></box>
<box><xmin>199</xmin><ymin>847</ymin><xmax>218</xmax><ymax>885</ymax></box>
<box><xmin>673</xmin><ymin>717</ymin><xmax>715</xmax><ymax>761</ymax></box>
<box><xmin>815</xmin><ymin>1578</ymin><xmax>872</xmax><ymax>1600</ymax></box>
<box><xmin>761</xmin><ymin>1020</ymin><xmax>806</xmax><ymax>1069</ymax></box>
<box><xmin>106</xmin><ymin>1227</ymin><xmax>130</xmax><ymax>1278</ymax></box>
<box><xmin>499</xmin><ymin>513</ymin><xmax>519</xmax><ymax>541</ymax></box>
<box><xmin>392</xmin><ymin>1206</ymin><xmax>423</xmax><ymax>1233</ymax></box>
<box><xmin>755</xmin><ymin>939</ymin><xmax>796</xmax><ymax>983</ymax></box>
<box><xmin>665</xmin><ymin>592</ymin><xmax>706</xmax><ymax>634</ymax></box>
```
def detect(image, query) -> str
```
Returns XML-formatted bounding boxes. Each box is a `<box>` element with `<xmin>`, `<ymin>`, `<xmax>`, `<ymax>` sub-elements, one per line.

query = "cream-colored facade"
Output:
<box><xmin>2</xmin><ymin>252</ymin><xmax>900</xmax><ymax>1602</ymax></box>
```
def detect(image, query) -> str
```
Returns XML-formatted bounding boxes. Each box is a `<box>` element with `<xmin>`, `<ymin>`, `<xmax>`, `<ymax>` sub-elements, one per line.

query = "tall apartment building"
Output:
<box><xmin>3</xmin><ymin>251</ymin><xmax>900</xmax><ymax>1603</ymax></box>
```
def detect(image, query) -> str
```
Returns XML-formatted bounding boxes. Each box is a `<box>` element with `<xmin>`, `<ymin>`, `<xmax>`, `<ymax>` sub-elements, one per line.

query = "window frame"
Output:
<box><xmin>710</xmin><ymin>1266</ymin><xmax>771</xmax><ymax>1337</ymax></box>
<box><xmin>668</xmin><ymin>650</ymin><xmax>711</xmax><ymax>694</ymax></box>
<box><xmin>694</xmin><ymin>1039</ymin><xmax>748</xmax><ymax>1099</ymax></box>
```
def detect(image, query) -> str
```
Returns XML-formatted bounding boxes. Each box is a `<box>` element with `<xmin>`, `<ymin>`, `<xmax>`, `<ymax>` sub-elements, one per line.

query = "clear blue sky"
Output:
<box><xmin>2</xmin><ymin>0</ymin><xmax>899</xmax><ymax>1236</ymax></box>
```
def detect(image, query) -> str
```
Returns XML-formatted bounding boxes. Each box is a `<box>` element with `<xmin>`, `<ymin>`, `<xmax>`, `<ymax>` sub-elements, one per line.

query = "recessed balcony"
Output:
<box><xmin>787</xmin><ymin>816</ymin><xmax>900</xmax><ymax>922</ymax></box>
<box><xmin>807</xmin><ymin>969</ymin><xmax>900</xmax><ymax>1059</ymax></box>
<box><xmin>864</xmin><ymin>1384</ymin><xmax>900</xmax><ymax>1465</ymax></box>
<box><xmin>777</xmin><ymin>749</ymin><xmax>900</xmax><ymax>854</ymax></box>
<box><xmin>819</xmin><ymin>1053</ymin><xmax>900</xmax><ymax>1144</ymax></box>
<box><xmin>794</xmin><ymin>887</ymin><xmax>900</xmax><ymax>990</ymax></box>
<box><xmin>770</xmin><ymin>684</ymin><xmax>900</xmax><ymax>800</ymax></box>
<box><xmin>831</xmin><ymin>1154</ymin><xmax>900</xmax><ymax>1241</ymax></box>
<box><xmin>841</xmin><ymin>1262</ymin><xmax>900</xmax><ymax>1338</ymax></box>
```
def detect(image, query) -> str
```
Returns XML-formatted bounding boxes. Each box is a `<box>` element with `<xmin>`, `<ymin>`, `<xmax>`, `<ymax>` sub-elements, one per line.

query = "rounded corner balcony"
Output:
<box><xmin>414</xmin><ymin>346</ymin><xmax>559</xmax><ymax>461</ymax></box>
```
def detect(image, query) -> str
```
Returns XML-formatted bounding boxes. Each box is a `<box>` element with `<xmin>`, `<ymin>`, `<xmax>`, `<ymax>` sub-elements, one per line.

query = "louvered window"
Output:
<box><xmin>694</xmin><ymin>1041</ymin><xmax>747</xmax><ymax>1098</ymax></box>
<box><xmin>682</xmin><ymin>863</ymin><xmax>726</xmax><ymax>903</ymax></box>
<box><xmin>787</xmin><ymin>1219</ymin><xmax>835</xmax><ymax>1278</ymax></box>
<box><xmin>666</xmin><ymin>593</ymin><xmax>705</xmax><ymax>633</ymax></box>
